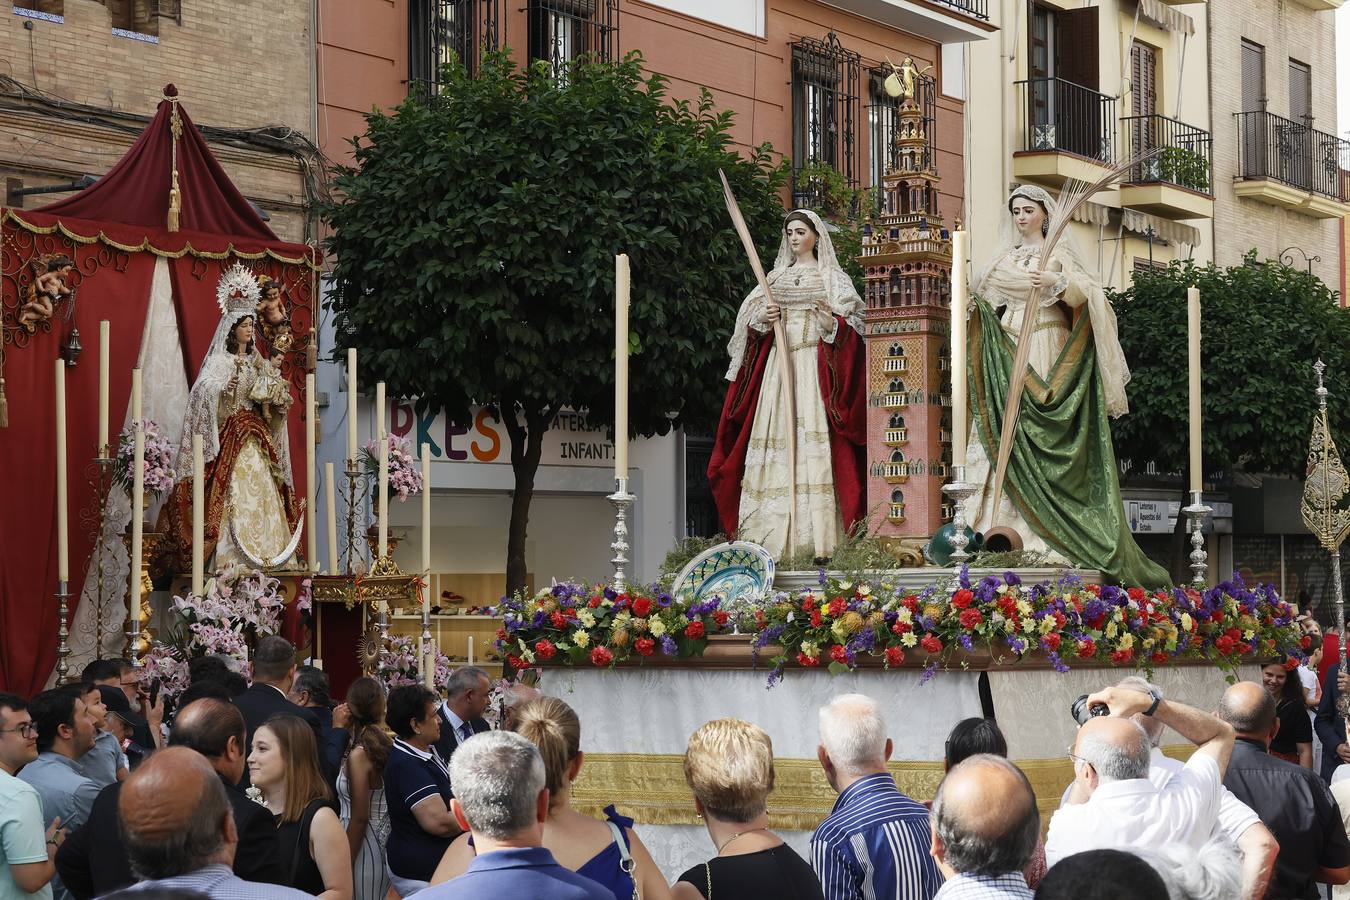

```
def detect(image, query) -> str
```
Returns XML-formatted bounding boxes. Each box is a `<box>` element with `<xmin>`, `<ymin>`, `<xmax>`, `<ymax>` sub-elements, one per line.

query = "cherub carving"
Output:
<box><xmin>18</xmin><ymin>255</ymin><xmax>74</xmax><ymax>332</ymax></box>
<box><xmin>256</xmin><ymin>278</ymin><xmax>293</xmax><ymax>356</ymax></box>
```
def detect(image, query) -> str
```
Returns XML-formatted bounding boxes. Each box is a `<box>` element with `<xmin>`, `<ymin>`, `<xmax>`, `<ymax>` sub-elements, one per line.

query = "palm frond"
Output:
<box><xmin>1039</xmin><ymin>149</ymin><xmax>1161</xmax><ymax>270</ymax></box>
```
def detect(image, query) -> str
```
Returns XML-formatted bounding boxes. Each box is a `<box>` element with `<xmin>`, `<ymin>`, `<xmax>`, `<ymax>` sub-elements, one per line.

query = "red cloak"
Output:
<box><xmin>707</xmin><ymin>317</ymin><xmax>868</xmax><ymax>539</ymax></box>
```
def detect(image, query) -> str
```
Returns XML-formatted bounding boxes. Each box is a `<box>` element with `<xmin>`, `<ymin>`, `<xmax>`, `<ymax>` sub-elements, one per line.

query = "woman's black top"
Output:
<box><xmin>275</xmin><ymin>797</ymin><xmax>333</xmax><ymax>896</ymax></box>
<box><xmin>677</xmin><ymin>845</ymin><xmax>825</xmax><ymax>900</ymax></box>
<box><xmin>1270</xmin><ymin>698</ymin><xmax>1313</xmax><ymax>755</ymax></box>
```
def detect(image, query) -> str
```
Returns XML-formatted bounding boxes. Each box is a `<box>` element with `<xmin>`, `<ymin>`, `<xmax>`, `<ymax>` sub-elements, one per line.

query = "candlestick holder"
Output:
<box><xmin>942</xmin><ymin>465</ymin><xmax>978</xmax><ymax>567</ymax></box>
<box><xmin>1182</xmin><ymin>491</ymin><xmax>1212</xmax><ymax>586</ymax></box>
<box><xmin>608</xmin><ymin>478</ymin><xmax>636</xmax><ymax>593</ymax></box>
<box><xmin>80</xmin><ymin>450</ymin><xmax>116</xmax><ymax>657</ymax></box>
<box><xmin>55</xmin><ymin>580</ymin><xmax>72</xmax><ymax>683</ymax></box>
<box><xmin>123</xmin><ymin>529</ymin><xmax>161</xmax><ymax>662</ymax></box>
<box><xmin>342</xmin><ymin>460</ymin><xmax>366</xmax><ymax>576</ymax></box>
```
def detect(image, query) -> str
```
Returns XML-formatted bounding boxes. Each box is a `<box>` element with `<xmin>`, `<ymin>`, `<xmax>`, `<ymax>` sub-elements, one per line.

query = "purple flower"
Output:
<box><xmin>1003</xmin><ymin>571</ymin><xmax>1022</xmax><ymax>587</ymax></box>
<box><xmin>958</xmin><ymin>565</ymin><xmax>971</xmax><ymax>590</ymax></box>
<box><xmin>817</xmin><ymin>568</ymin><xmax>828</xmax><ymax>587</ymax></box>
<box><xmin>659</xmin><ymin>635</ymin><xmax>677</xmax><ymax>655</ymax></box>
<box><xmin>920</xmin><ymin>661</ymin><xmax>940</xmax><ymax>684</ymax></box>
<box><xmin>958</xmin><ymin>634</ymin><xmax>974</xmax><ymax>651</ymax></box>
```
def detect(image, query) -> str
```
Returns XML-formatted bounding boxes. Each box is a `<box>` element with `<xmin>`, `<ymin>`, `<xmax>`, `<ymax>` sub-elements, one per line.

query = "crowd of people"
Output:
<box><xmin>3</xmin><ymin>631</ymin><xmax>1350</xmax><ymax>899</ymax></box>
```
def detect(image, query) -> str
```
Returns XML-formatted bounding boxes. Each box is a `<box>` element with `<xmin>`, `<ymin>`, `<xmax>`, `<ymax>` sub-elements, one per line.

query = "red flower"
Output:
<box><xmin>997</xmin><ymin>596</ymin><xmax>1018</xmax><ymax>618</ymax></box>
<box><xmin>755</xmin><ymin>610</ymin><xmax>766</xmax><ymax>629</ymax></box>
<box><xmin>951</xmin><ymin>589</ymin><xmax>975</xmax><ymax>610</ymax></box>
<box><xmin>1127</xmin><ymin>587</ymin><xmax>1145</xmax><ymax>602</ymax></box>
<box><xmin>614</xmin><ymin>594</ymin><xmax>630</xmax><ymax>610</ymax></box>
<box><xmin>891</xmin><ymin>621</ymin><xmax>912</xmax><ymax>635</ymax></box>
<box><xmin>1283</xmin><ymin>657</ymin><xmax>1300</xmax><ymax>671</ymax></box>
<box><xmin>685</xmin><ymin>621</ymin><xmax>706</xmax><ymax>639</ymax></box>
<box><xmin>901</xmin><ymin>594</ymin><xmax>920</xmax><ymax>612</ymax></box>
<box><xmin>920</xmin><ymin>634</ymin><xmax>943</xmax><ymax>654</ymax></box>
<box><xmin>588</xmin><ymin>596</ymin><xmax>602</xmax><ymax>608</ymax></box>
<box><xmin>1109</xmin><ymin>648</ymin><xmax>1134</xmax><ymax>664</ymax></box>
<box><xmin>959</xmin><ymin>608</ymin><xmax>984</xmax><ymax>629</ymax></box>
<box><xmin>1041</xmin><ymin>633</ymin><xmax>1062</xmax><ymax>652</ymax></box>
<box><xmin>506</xmin><ymin>654</ymin><xmax>527</xmax><ymax>670</ymax></box>
<box><xmin>713</xmin><ymin>610</ymin><xmax>730</xmax><ymax>627</ymax></box>
<box><xmin>1225</xmin><ymin>628</ymin><xmax>1242</xmax><ymax>642</ymax></box>
<box><xmin>810</xmin><ymin>610</ymin><xmax>823</xmax><ymax>628</ymax></box>
<box><xmin>533</xmin><ymin>639</ymin><xmax>557</xmax><ymax>661</ymax></box>
<box><xmin>550</xmin><ymin>611</ymin><xmax>568</xmax><ymax>629</ymax></box>
<box><xmin>1076</xmin><ymin>639</ymin><xmax>1097</xmax><ymax>659</ymax></box>
<box><xmin>796</xmin><ymin>652</ymin><xmax>821</xmax><ymax>667</ymax></box>
<box><xmin>828</xmin><ymin>598</ymin><xmax>847</xmax><ymax>618</ymax></box>
<box><xmin>1301</xmin><ymin>634</ymin><xmax>1313</xmax><ymax>649</ymax></box>
<box><xmin>1053</xmin><ymin>611</ymin><xmax>1067</xmax><ymax>629</ymax></box>
<box><xmin>829</xmin><ymin>644</ymin><xmax>849</xmax><ymax>664</ymax></box>
<box><xmin>631</xmin><ymin>597</ymin><xmax>653</xmax><ymax>618</ymax></box>
<box><xmin>495</xmin><ymin>628</ymin><xmax>507</xmax><ymax>640</ymax></box>
<box><xmin>1150</xmin><ymin>651</ymin><xmax>1170</xmax><ymax>664</ymax></box>
<box><xmin>885</xmin><ymin>646</ymin><xmax>905</xmax><ymax>667</ymax></box>
<box><xmin>802</xmin><ymin>596</ymin><xmax>817</xmax><ymax>611</ymax></box>
<box><xmin>635</xmin><ymin>637</ymin><xmax>656</xmax><ymax>657</ymax></box>
<box><xmin>1210</xmin><ymin>610</ymin><xmax>1225</xmax><ymax>623</ymax></box>
<box><xmin>590</xmin><ymin>646</ymin><xmax>614</xmax><ymax>667</ymax></box>
<box><xmin>1215</xmin><ymin>635</ymin><xmax>1236</xmax><ymax>655</ymax></box>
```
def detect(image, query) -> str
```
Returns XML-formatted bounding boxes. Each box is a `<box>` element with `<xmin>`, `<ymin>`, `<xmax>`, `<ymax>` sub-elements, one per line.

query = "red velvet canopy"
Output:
<box><xmin>0</xmin><ymin>87</ymin><xmax>319</xmax><ymax>695</ymax></box>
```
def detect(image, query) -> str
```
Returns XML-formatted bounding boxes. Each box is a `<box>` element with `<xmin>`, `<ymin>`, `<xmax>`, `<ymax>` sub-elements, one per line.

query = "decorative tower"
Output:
<box><xmin>857</xmin><ymin>71</ymin><xmax>953</xmax><ymax>544</ymax></box>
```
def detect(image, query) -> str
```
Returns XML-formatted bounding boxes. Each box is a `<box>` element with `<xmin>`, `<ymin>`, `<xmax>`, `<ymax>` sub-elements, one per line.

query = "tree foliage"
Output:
<box><xmin>321</xmin><ymin>52</ymin><xmax>789</xmax><ymax>590</ymax></box>
<box><xmin>1110</xmin><ymin>253</ymin><xmax>1350</xmax><ymax>481</ymax></box>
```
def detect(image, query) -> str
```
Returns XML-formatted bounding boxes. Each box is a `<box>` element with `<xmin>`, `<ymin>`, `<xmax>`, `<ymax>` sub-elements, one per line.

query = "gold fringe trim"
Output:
<box><xmin>3</xmin><ymin>210</ymin><xmax>321</xmax><ymax>268</ymax></box>
<box><xmin>741</xmin><ymin>482</ymin><xmax>837</xmax><ymax>501</ymax></box>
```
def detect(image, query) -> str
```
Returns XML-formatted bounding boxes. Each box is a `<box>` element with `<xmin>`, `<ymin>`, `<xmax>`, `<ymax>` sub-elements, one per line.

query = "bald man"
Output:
<box><xmin>115</xmin><ymin>747</ymin><xmax>312</xmax><ymax>899</ymax></box>
<box><xmin>1045</xmin><ymin>683</ymin><xmax>1234</xmax><ymax>866</ymax></box>
<box><xmin>1217</xmin><ymin>680</ymin><xmax>1350</xmax><ymax>899</ymax></box>
<box><xmin>930</xmin><ymin>755</ymin><xmax>1038</xmax><ymax>899</ymax></box>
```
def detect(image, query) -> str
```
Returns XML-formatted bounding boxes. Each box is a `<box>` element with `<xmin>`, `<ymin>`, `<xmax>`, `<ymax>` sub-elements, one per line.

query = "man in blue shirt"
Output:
<box><xmin>812</xmin><ymin>694</ymin><xmax>943</xmax><ymax>900</ymax></box>
<box><xmin>0</xmin><ymin>692</ymin><xmax>60</xmax><ymax>899</ymax></box>
<box><xmin>420</xmin><ymin>731</ymin><xmax>615</xmax><ymax>900</ymax></box>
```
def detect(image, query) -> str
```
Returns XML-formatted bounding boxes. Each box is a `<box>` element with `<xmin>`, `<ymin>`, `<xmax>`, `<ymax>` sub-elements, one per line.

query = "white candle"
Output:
<box><xmin>951</xmin><ymin>231</ymin><xmax>968</xmax><ymax>470</ymax></box>
<box><xmin>421</xmin><ymin>443</ymin><xmax>431</xmax><ymax>611</ymax></box>
<box><xmin>346</xmin><ymin>348</ymin><xmax>358</xmax><ymax>465</ymax></box>
<box><xmin>98</xmin><ymin>321</ymin><xmax>110</xmax><ymax>453</ymax></box>
<box><xmin>130</xmin><ymin>419</ymin><xmax>144</xmax><ymax>635</ymax></box>
<box><xmin>1188</xmin><ymin>286</ymin><xmax>1202</xmax><ymax>494</ymax></box>
<box><xmin>378</xmin><ymin>420</ymin><xmax>389</xmax><ymax>559</ymax></box>
<box><xmin>54</xmin><ymin>359</ymin><xmax>68</xmax><ymax>583</ymax></box>
<box><xmin>467</xmin><ymin>635</ymin><xmax>475</xmax><ymax>666</ymax></box>
<box><xmin>426</xmin><ymin>640</ymin><xmax>438</xmax><ymax>690</ymax></box>
<box><xmin>131</xmin><ymin>367</ymin><xmax>142</xmax><ymax>425</ymax></box>
<box><xmin>375</xmin><ymin>381</ymin><xmax>385</xmax><ymax>441</ymax></box>
<box><xmin>192</xmin><ymin>434</ymin><xmax>204</xmax><ymax>595</ymax></box>
<box><xmin>306</xmin><ymin>373</ymin><xmax>317</xmax><ymax>572</ymax></box>
<box><xmin>418</xmin><ymin>635</ymin><xmax>427</xmax><ymax>686</ymax></box>
<box><xmin>325</xmin><ymin>462</ymin><xmax>338</xmax><ymax>575</ymax></box>
<box><xmin>614</xmin><ymin>254</ymin><xmax>629</xmax><ymax>481</ymax></box>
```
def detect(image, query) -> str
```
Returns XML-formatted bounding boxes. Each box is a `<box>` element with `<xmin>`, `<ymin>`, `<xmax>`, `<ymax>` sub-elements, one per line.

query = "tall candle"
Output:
<box><xmin>346</xmin><ymin>348</ymin><xmax>358</xmax><ymax>464</ymax></box>
<box><xmin>325</xmin><ymin>462</ymin><xmax>338</xmax><ymax>575</ymax></box>
<box><xmin>421</xmin><ymin>443</ymin><xmax>431</xmax><ymax>610</ymax></box>
<box><xmin>192</xmin><ymin>434</ymin><xmax>204</xmax><ymax>595</ymax></box>
<box><xmin>418</xmin><ymin>635</ymin><xmax>427</xmax><ymax>686</ymax></box>
<box><xmin>467</xmin><ymin>635</ymin><xmax>475</xmax><ymax>666</ymax></box>
<box><xmin>425</xmin><ymin>640</ymin><xmax>437</xmax><ymax>690</ymax></box>
<box><xmin>614</xmin><ymin>254</ymin><xmax>629</xmax><ymax>480</ymax></box>
<box><xmin>1188</xmin><ymin>286</ymin><xmax>1202</xmax><ymax>493</ymax></box>
<box><xmin>98</xmin><ymin>321</ymin><xmax>110</xmax><ymax>453</ymax></box>
<box><xmin>306</xmin><ymin>373</ymin><xmax>317</xmax><ymax>572</ymax></box>
<box><xmin>378</xmin><ymin>422</ymin><xmax>389</xmax><ymax>559</ymax></box>
<box><xmin>375</xmin><ymin>381</ymin><xmax>385</xmax><ymax>441</ymax></box>
<box><xmin>131</xmin><ymin>367</ymin><xmax>142</xmax><ymax>425</ymax></box>
<box><xmin>130</xmin><ymin>419</ymin><xmax>144</xmax><ymax>635</ymax></box>
<box><xmin>950</xmin><ymin>231</ymin><xmax>968</xmax><ymax>469</ymax></box>
<box><xmin>54</xmin><ymin>359</ymin><xmax>68</xmax><ymax>583</ymax></box>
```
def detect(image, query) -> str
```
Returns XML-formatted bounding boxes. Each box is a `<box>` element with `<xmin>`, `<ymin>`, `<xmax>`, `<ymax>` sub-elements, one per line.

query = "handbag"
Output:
<box><xmin>605</xmin><ymin>817</ymin><xmax>641</xmax><ymax>900</ymax></box>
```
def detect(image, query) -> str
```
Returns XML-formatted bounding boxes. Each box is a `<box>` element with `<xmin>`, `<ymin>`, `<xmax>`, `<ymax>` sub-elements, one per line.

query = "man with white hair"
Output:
<box><xmin>811</xmin><ymin>693</ymin><xmax>943</xmax><ymax>900</ymax></box>
<box><xmin>1045</xmin><ymin>682</ymin><xmax>1235</xmax><ymax>866</ymax></box>
<box><xmin>1114</xmin><ymin>677</ymin><xmax>1278</xmax><ymax>900</ymax></box>
<box><xmin>419</xmin><ymin>731</ymin><xmax>616</xmax><ymax>899</ymax></box>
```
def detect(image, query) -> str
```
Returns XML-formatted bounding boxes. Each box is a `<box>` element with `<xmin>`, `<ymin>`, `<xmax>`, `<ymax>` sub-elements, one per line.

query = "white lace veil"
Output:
<box><xmin>973</xmin><ymin>184</ymin><xmax>1131</xmax><ymax>417</ymax></box>
<box><xmin>724</xmin><ymin>209</ymin><xmax>866</xmax><ymax>380</ymax></box>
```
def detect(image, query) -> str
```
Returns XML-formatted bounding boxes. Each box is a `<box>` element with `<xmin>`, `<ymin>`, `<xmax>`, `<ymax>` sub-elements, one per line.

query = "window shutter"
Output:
<box><xmin>1056</xmin><ymin>8</ymin><xmax>1099</xmax><ymax>90</ymax></box>
<box><xmin>1289</xmin><ymin>59</ymin><xmax>1312</xmax><ymax>122</ymax></box>
<box><xmin>1241</xmin><ymin>40</ymin><xmax>1265</xmax><ymax>112</ymax></box>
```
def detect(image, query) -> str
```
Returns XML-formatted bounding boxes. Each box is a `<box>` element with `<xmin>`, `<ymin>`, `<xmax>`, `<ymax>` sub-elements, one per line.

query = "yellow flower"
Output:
<box><xmin>649</xmin><ymin>618</ymin><xmax>667</xmax><ymax>637</ymax></box>
<box><xmin>1118</xmin><ymin>634</ymin><xmax>1135</xmax><ymax>650</ymax></box>
<box><xmin>800</xmin><ymin>641</ymin><xmax>820</xmax><ymax>658</ymax></box>
<box><xmin>573</xmin><ymin>630</ymin><xmax>590</xmax><ymax>648</ymax></box>
<box><xmin>901</xmin><ymin>632</ymin><xmax>918</xmax><ymax>648</ymax></box>
<box><xmin>866</xmin><ymin>611</ymin><xmax>886</xmax><ymax>631</ymax></box>
<box><xmin>1105</xmin><ymin>622</ymin><xmax>1118</xmax><ymax>639</ymax></box>
<box><xmin>1039</xmin><ymin>617</ymin><xmax>1056</xmax><ymax>635</ymax></box>
<box><xmin>840</xmin><ymin>612</ymin><xmax>865</xmax><ymax>636</ymax></box>
<box><xmin>898</xmin><ymin>607</ymin><xmax>914</xmax><ymax>623</ymax></box>
<box><xmin>1017</xmin><ymin>600</ymin><xmax>1032</xmax><ymax>617</ymax></box>
<box><xmin>857</xmin><ymin>583</ymin><xmax>872</xmax><ymax>597</ymax></box>
<box><xmin>1180</xmin><ymin>613</ymin><xmax>1194</xmax><ymax>633</ymax></box>
<box><xmin>578</xmin><ymin>610</ymin><xmax>597</xmax><ymax>629</ymax></box>
<box><xmin>611</xmin><ymin>627</ymin><xmax>630</xmax><ymax>648</ymax></box>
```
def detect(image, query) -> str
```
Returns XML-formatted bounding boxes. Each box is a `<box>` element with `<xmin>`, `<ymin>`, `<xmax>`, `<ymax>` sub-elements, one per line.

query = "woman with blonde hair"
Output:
<box><xmin>249</xmin><ymin>713</ymin><xmax>353</xmax><ymax>900</ymax></box>
<box><xmin>337</xmin><ymin>677</ymin><xmax>393</xmax><ymax>900</ymax></box>
<box><xmin>673</xmin><ymin>718</ymin><xmax>822</xmax><ymax>899</ymax></box>
<box><xmin>431</xmin><ymin>696</ymin><xmax>668</xmax><ymax>900</ymax></box>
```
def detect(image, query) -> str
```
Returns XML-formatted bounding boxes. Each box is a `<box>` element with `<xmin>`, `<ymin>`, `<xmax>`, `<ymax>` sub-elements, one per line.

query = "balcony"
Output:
<box><xmin>1287</xmin><ymin>0</ymin><xmax>1342</xmax><ymax>9</ymax></box>
<box><xmin>1014</xmin><ymin>78</ymin><xmax>1117</xmax><ymax>186</ymax></box>
<box><xmin>938</xmin><ymin>357</ymin><xmax>951</xmax><ymax>371</ymax></box>
<box><xmin>940</xmin><ymin>428</ymin><xmax>953</xmax><ymax>443</ymax></box>
<box><xmin>817</xmin><ymin>0</ymin><xmax>995</xmax><ymax>45</ymax></box>
<box><xmin>1235</xmin><ymin>111</ymin><xmax>1350</xmax><ymax>219</ymax></box>
<box><xmin>884</xmin><ymin>393</ymin><xmax>908</xmax><ymax>409</ymax></box>
<box><xmin>883</xmin><ymin>357</ymin><xmax>909</xmax><ymax>373</ymax></box>
<box><xmin>884</xmin><ymin>463</ymin><xmax>911</xmax><ymax>484</ymax></box>
<box><xmin>1119</xmin><ymin>115</ymin><xmax>1214</xmax><ymax>220</ymax></box>
<box><xmin>888</xmin><ymin>502</ymin><xmax>907</xmax><ymax>524</ymax></box>
<box><xmin>885</xmin><ymin>428</ymin><xmax>909</xmax><ymax>444</ymax></box>
<box><xmin>940</xmin><ymin>392</ymin><xmax>952</xmax><ymax>407</ymax></box>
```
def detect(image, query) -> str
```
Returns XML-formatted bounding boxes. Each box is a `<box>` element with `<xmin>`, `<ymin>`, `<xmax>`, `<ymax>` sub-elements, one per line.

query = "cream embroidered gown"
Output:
<box><xmin>737</xmin><ymin>266</ymin><xmax>840</xmax><ymax>560</ymax></box>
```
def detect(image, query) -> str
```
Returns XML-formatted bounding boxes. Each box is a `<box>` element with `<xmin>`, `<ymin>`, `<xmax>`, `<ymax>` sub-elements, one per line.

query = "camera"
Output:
<box><xmin>1070</xmin><ymin>694</ymin><xmax>1109</xmax><ymax>725</ymax></box>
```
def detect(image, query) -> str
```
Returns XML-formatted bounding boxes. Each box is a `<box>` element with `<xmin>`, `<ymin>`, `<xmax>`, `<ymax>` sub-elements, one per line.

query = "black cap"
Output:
<box><xmin>97</xmin><ymin>684</ymin><xmax>146</xmax><ymax>730</ymax></box>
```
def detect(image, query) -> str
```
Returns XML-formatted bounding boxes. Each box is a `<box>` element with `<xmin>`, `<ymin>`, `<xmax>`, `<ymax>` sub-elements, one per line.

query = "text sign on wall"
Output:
<box><xmin>1126</xmin><ymin>499</ymin><xmax>1234</xmax><ymax>534</ymax></box>
<box><xmin>389</xmin><ymin>401</ymin><xmax>615</xmax><ymax>467</ymax></box>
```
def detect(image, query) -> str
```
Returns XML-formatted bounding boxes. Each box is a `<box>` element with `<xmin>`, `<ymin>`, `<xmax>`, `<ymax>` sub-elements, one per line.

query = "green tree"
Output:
<box><xmin>1110</xmin><ymin>254</ymin><xmax>1350</xmax><ymax>577</ymax></box>
<box><xmin>322</xmin><ymin>52</ymin><xmax>788</xmax><ymax>593</ymax></box>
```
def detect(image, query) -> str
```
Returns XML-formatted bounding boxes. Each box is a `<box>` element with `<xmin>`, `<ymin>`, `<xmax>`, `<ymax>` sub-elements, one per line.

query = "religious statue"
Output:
<box><xmin>708</xmin><ymin>209</ymin><xmax>867</xmax><ymax>561</ymax></box>
<box><xmin>962</xmin><ymin>184</ymin><xmax>1167</xmax><ymax>587</ymax></box>
<box><xmin>256</xmin><ymin>278</ymin><xmax>293</xmax><ymax>355</ymax></box>
<box><xmin>18</xmin><ymin>255</ymin><xmax>74</xmax><ymax>332</ymax></box>
<box><xmin>165</xmin><ymin>263</ymin><xmax>303</xmax><ymax>571</ymax></box>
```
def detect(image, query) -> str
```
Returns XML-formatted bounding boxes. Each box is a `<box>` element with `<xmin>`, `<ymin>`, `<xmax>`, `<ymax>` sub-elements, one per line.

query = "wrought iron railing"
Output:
<box><xmin>1122</xmin><ymin>114</ymin><xmax>1212</xmax><ymax>194</ymax></box>
<box><xmin>791</xmin><ymin>33</ymin><xmax>861</xmax><ymax>208</ymax></box>
<box><xmin>1015</xmin><ymin>77</ymin><xmax>1116</xmax><ymax>163</ymax></box>
<box><xmin>1235</xmin><ymin>110</ymin><xmax>1350</xmax><ymax>202</ymax></box>
<box><xmin>409</xmin><ymin>0</ymin><xmax>504</xmax><ymax>87</ymax></box>
<box><xmin>928</xmin><ymin>0</ymin><xmax>988</xmax><ymax>19</ymax></box>
<box><xmin>527</xmin><ymin>0</ymin><xmax>619</xmax><ymax>81</ymax></box>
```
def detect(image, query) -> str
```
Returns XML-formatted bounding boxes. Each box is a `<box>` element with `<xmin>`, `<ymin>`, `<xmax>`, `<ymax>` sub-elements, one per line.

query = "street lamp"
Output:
<box><xmin>1279</xmin><ymin>245</ymin><xmax>1320</xmax><ymax>275</ymax></box>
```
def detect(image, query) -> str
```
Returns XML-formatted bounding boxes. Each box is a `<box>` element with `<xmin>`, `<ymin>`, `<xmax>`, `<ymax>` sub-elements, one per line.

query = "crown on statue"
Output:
<box><xmin>216</xmin><ymin>262</ymin><xmax>262</xmax><ymax>317</ymax></box>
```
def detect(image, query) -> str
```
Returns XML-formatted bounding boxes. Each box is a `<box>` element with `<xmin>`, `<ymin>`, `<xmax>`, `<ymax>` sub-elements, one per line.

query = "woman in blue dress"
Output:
<box><xmin>429</xmin><ymin>696</ymin><xmax>669</xmax><ymax>900</ymax></box>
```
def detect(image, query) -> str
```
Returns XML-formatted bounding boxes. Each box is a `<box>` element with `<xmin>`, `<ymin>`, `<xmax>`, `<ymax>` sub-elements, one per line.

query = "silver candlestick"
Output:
<box><xmin>55</xmin><ymin>580</ymin><xmax>71</xmax><ymax>683</ymax></box>
<box><xmin>943</xmin><ymin>465</ymin><xmax>978</xmax><ymax>566</ymax></box>
<box><xmin>608</xmin><ymin>477</ymin><xmax>636</xmax><ymax>593</ymax></box>
<box><xmin>1182</xmin><ymin>491</ymin><xmax>1212</xmax><ymax>586</ymax></box>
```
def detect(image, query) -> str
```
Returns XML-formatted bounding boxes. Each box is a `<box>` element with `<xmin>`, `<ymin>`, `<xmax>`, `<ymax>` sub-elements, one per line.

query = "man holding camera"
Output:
<box><xmin>1045</xmin><ymin>682</ymin><xmax>1235</xmax><ymax>867</ymax></box>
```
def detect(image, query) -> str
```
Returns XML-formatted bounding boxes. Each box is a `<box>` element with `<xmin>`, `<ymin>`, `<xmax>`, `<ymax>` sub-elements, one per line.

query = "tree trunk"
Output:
<box><xmin>501</xmin><ymin>399</ymin><xmax>550</xmax><ymax>597</ymax></box>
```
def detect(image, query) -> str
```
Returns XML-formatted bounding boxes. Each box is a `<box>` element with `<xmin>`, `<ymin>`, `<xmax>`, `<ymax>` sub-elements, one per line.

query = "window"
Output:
<box><xmin>1241</xmin><ymin>40</ymin><xmax>1266</xmax><ymax>112</ymax></box>
<box><xmin>527</xmin><ymin>0</ymin><xmax>617</xmax><ymax>81</ymax></box>
<box><xmin>889</xmin><ymin>413</ymin><xmax>905</xmax><ymax>428</ymax></box>
<box><xmin>1130</xmin><ymin>42</ymin><xmax>1158</xmax><ymax>118</ymax></box>
<box><xmin>791</xmin><ymin>33</ymin><xmax>860</xmax><ymax>207</ymax></box>
<box><xmin>888</xmin><ymin>378</ymin><xmax>906</xmax><ymax>393</ymax></box>
<box><xmin>868</xmin><ymin>70</ymin><xmax>900</xmax><ymax>190</ymax></box>
<box><xmin>410</xmin><ymin>0</ymin><xmax>504</xmax><ymax>86</ymax></box>
<box><xmin>1026</xmin><ymin>4</ymin><xmax>1103</xmax><ymax>159</ymax></box>
<box><xmin>1289</xmin><ymin>59</ymin><xmax>1312</xmax><ymax>123</ymax></box>
<box><xmin>12</xmin><ymin>1</ymin><xmax>64</xmax><ymax>19</ymax></box>
<box><xmin>891</xmin><ymin>488</ymin><xmax>905</xmax><ymax>503</ymax></box>
<box><xmin>100</xmin><ymin>0</ymin><xmax>177</xmax><ymax>35</ymax></box>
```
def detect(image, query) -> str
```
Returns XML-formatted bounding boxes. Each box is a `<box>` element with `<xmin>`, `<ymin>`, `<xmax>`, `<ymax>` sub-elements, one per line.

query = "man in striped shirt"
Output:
<box><xmin>811</xmin><ymin>694</ymin><xmax>944</xmax><ymax>900</ymax></box>
<box><xmin>929</xmin><ymin>756</ymin><xmax>1038</xmax><ymax>899</ymax></box>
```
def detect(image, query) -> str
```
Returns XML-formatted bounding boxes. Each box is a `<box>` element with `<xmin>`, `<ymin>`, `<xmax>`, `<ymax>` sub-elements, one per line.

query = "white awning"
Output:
<box><xmin>1136</xmin><ymin>0</ymin><xmax>1194</xmax><ymax>35</ymax></box>
<box><xmin>1071</xmin><ymin>201</ymin><xmax>1202</xmax><ymax>246</ymax></box>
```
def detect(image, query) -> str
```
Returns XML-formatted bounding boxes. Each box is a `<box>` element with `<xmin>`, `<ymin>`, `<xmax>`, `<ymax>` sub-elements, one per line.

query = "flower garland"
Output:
<box><xmin>753</xmin><ymin>569</ymin><xmax>1304</xmax><ymax>685</ymax></box>
<box><xmin>361</xmin><ymin>434</ymin><xmax>424</xmax><ymax>501</ymax></box>
<box><xmin>114</xmin><ymin>419</ymin><xmax>176</xmax><ymax>496</ymax></box>
<box><xmin>494</xmin><ymin>582</ymin><xmax>728</xmax><ymax>668</ymax></box>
